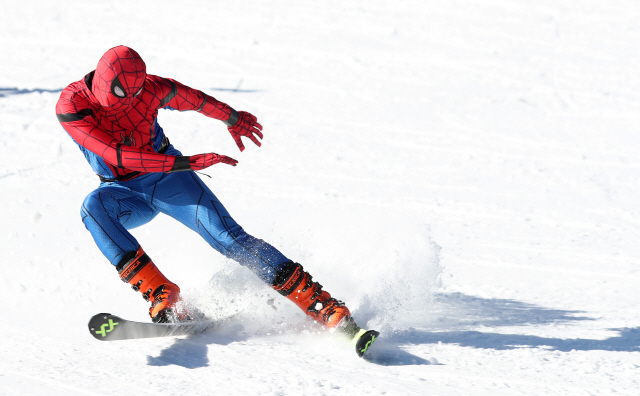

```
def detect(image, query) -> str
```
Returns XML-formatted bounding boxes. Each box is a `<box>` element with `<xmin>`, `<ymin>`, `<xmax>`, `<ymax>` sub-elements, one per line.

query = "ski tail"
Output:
<box><xmin>88</xmin><ymin>313</ymin><xmax>213</xmax><ymax>341</ymax></box>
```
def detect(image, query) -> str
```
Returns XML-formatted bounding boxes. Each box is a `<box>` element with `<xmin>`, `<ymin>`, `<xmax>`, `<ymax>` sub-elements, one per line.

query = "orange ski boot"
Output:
<box><xmin>116</xmin><ymin>246</ymin><xmax>187</xmax><ymax>323</ymax></box>
<box><xmin>273</xmin><ymin>262</ymin><xmax>380</xmax><ymax>357</ymax></box>
<box><xmin>272</xmin><ymin>262</ymin><xmax>352</xmax><ymax>328</ymax></box>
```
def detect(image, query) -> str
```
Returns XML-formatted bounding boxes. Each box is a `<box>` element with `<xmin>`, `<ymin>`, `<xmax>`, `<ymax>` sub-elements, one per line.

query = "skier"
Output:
<box><xmin>56</xmin><ymin>46</ymin><xmax>377</xmax><ymax>353</ymax></box>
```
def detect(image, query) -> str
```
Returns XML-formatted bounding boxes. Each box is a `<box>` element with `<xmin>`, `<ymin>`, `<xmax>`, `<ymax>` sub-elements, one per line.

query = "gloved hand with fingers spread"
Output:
<box><xmin>225</xmin><ymin>109</ymin><xmax>263</xmax><ymax>152</ymax></box>
<box><xmin>170</xmin><ymin>153</ymin><xmax>238</xmax><ymax>172</ymax></box>
<box><xmin>190</xmin><ymin>153</ymin><xmax>238</xmax><ymax>169</ymax></box>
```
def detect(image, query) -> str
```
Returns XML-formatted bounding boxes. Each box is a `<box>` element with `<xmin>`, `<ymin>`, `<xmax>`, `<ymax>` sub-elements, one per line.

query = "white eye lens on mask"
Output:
<box><xmin>114</xmin><ymin>85</ymin><xmax>126</xmax><ymax>97</ymax></box>
<box><xmin>110</xmin><ymin>76</ymin><xmax>128</xmax><ymax>99</ymax></box>
<box><xmin>134</xmin><ymin>87</ymin><xmax>143</xmax><ymax>97</ymax></box>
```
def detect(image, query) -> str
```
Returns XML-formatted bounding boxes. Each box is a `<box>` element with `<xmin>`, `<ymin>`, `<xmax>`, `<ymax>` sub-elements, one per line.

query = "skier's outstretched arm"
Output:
<box><xmin>56</xmin><ymin>100</ymin><xmax>237</xmax><ymax>172</ymax></box>
<box><xmin>161</xmin><ymin>77</ymin><xmax>264</xmax><ymax>152</ymax></box>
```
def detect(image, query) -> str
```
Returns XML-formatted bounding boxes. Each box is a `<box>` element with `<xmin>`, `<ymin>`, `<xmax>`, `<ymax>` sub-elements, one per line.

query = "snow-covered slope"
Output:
<box><xmin>1</xmin><ymin>1</ymin><xmax>639</xmax><ymax>394</ymax></box>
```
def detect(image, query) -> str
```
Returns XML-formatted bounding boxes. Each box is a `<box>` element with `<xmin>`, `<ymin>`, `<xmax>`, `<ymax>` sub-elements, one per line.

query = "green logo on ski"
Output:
<box><xmin>95</xmin><ymin>319</ymin><xmax>119</xmax><ymax>337</ymax></box>
<box><xmin>360</xmin><ymin>335</ymin><xmax>376</xmax><ymax>354</ymax></box>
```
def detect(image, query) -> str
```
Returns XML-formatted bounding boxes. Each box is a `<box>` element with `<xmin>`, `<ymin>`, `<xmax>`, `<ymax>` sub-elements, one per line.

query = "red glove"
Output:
<box><xmin>189</xmin><ymin>153</ymin><xmax>238</xmax><ymax>169</ymax></box>
<box><xmin>227</xmin><ymin>111</ymin><xmax>263</xmax><ymax>152</ymax></box>
<box><xmin>170</xmin><ymin>153</ymin><xmax>237</xmax><ymax>172</ymax></box>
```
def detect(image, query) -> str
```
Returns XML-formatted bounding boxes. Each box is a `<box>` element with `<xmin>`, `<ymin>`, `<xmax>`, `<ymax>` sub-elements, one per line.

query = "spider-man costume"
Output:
<box><xmin>56</xmin><ymin>46</ymin><xmax>288</xmax><ymax>280</ymax></box>
<box><xmin>55</xmin><ymin>46</ymin><xmax>359</xmax><ymax>337</ymax></box>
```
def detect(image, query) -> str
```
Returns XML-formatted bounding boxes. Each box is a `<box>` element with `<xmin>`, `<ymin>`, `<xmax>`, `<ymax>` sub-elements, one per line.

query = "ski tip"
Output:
<box><xmin>88</xmin><ymin>313</ymin><xmax>121</xmax><ymax>341</ymax></box>
<box><xmin>355</xmin><ymin>330</ymin><xmax>380</xmax><ymax>358</ymax></box>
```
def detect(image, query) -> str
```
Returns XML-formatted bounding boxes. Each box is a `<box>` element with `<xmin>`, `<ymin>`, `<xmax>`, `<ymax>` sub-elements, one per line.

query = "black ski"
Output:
<box><xmin>89</xmin><ymin>313</ymin><xmax>379</xmax><ymax>358</ymax></box>
<box><xmin>340</xmin><ymin>317</ymin><xmax>380</xmax><ymax>358</ymax></box>
<box><xmin>354</xmin><ymin>330</ymin><xmax>380</xmax><ymax>357</ymax></box>
<box><xmin>88</xmin><ymin>313</ymin><xmax>215</xmax><ymax>341</ymax></box>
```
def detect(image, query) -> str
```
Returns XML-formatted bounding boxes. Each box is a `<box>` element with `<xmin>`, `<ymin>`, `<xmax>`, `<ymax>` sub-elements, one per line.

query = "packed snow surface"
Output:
<box><xmin>2</xmin><ymin>1</ymin><xmax>640</xmax><ymax>395</ymax></box>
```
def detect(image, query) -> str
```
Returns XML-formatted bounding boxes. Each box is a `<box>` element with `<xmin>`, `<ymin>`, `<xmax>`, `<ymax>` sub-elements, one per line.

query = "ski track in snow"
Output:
<box><xmin>2</xmin><ymin>1</ymin><xmax>640</xmax><ymax>395</ymax></box>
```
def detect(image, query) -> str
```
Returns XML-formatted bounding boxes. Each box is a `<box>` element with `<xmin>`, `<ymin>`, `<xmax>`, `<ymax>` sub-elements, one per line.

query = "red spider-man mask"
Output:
<box><xmin>92</xmin><ymin>46</ymin><xmax>146</xmax><ymax>110</ymax></box>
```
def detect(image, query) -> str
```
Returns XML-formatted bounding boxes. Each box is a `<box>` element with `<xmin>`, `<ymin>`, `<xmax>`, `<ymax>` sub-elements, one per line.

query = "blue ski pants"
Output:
<box><xmin>80</xmin><ymin>146</ymin><xmax>290</xmax><ymax>284</ymax></box>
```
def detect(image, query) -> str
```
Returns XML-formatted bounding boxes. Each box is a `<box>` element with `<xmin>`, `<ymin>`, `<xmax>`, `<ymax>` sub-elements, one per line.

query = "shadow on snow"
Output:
<box><xmin>396</xmin><ymin>327</ymin><xmax>640</xmax><ymax>353</ymax></box>
<box><xmin>385</xmin><ymin>293</ymin><xmax>640</xmax><ymax>353</ymax></box>
<box><xmin>0</xmin><ymin>86</ymin><xmax>259</xmax><ymax>98</ymax></box>
<box><xmin>209</xmin><ymin>87</ymin><xmax>262</xmax><ymax>93</ymax></box>
<box><xmin>147</xmin><ymin>322</ymin><xmax>249</xmax><ymax>369</ymax></box>
<box><xmin>0</xmin><ymin>87</ymin><xmax>62</xmax><ymax>97</ymax></box>
<box><xmin>209</xmin><ymin>79</ymin><xmax>262</xmax><ymax>93</ymax></box>
<box><xmin>146</xmin><ymin>293</ymin><xmax>638</xmax><ymax>369</ymax></box>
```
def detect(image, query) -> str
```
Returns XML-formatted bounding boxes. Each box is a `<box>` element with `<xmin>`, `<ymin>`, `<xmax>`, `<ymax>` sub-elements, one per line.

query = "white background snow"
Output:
<box><xmin>1</xmin><ymin>0</ymin><xmax>639</xmax><ymax>394</ymax></box>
